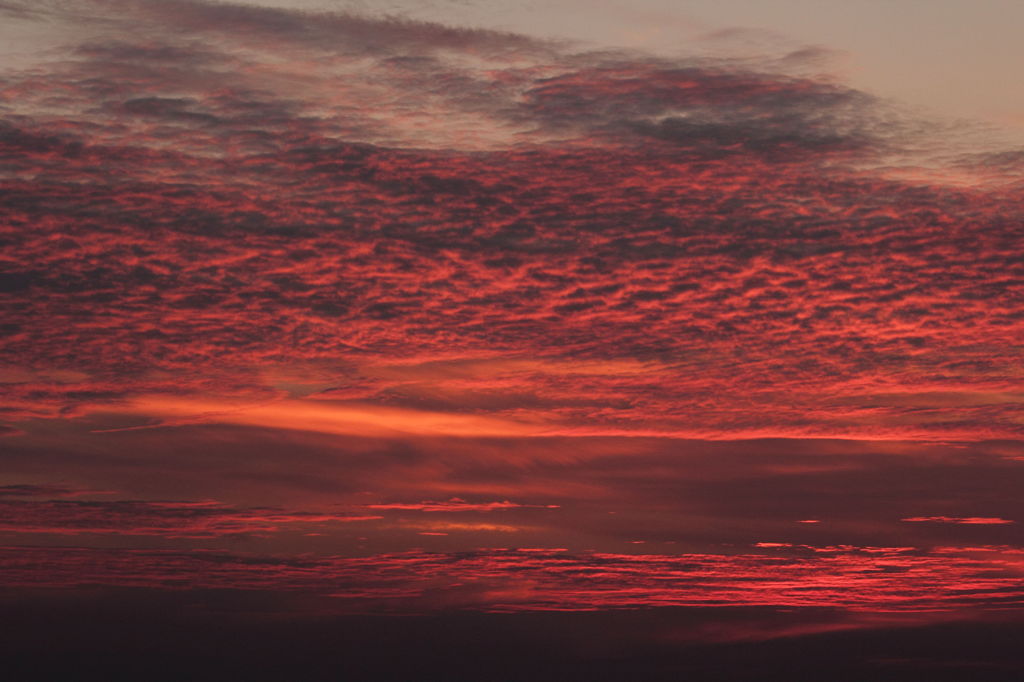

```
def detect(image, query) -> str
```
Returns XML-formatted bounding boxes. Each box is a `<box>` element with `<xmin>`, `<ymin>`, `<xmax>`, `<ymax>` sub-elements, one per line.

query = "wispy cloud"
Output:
<box><xmin>4</xmin><ymin>544</ymin><xmax>1024</xmax><ymax>617</ymax></box>
<box><xmin>364</xmin><ymin>498</ymin><xmax>557</xmax><ymax>512</ymax></box>
<box><xmin>903</xmin><ymin>516</ymin><xmax>1015</xmax><ymax>525</ymax></box>
<box><xmin>0</xmin><ymin>497</ymin><xmax>380</xmax><ymax>538</ymax></box>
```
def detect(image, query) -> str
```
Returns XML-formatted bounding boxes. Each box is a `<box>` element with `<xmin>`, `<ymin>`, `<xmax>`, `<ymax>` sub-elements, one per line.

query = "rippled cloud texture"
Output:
<box><xmin>2</xmin><ymin>1</ymin><xmax>1024</xmax><ymax>679</ymax></box>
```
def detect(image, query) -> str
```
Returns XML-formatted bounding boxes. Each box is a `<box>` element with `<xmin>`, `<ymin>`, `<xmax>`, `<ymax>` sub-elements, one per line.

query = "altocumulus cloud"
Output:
<box><xmin>1</xmin><ymin>1</ymin><xmax>1024</xmax><ymax>442</ymax></box>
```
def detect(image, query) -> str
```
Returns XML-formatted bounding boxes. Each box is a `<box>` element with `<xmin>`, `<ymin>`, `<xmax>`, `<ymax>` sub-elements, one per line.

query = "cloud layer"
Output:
<box><xmin>3</xmin><ymin>0</ymin><xmax>1024</xmax><ymax>648</ymax></box>
<box><xmin>2</xmin><ymin>0</ymin><xmax>1022</xmax><ymax>442</ymax></box>
<box><xmin>3</xmin><ymin>543</ymin><xmax>1023</xmax><ymax>616</ymax></box>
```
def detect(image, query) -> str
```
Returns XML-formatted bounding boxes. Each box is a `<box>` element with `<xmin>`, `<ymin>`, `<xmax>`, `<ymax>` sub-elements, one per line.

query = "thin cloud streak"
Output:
<box><xmin>903</xmin><ymin>517</ymin><xmax>1015</xmax><ymax>526</ymax></box>
<box><xmin>3</xmin><ymin>544</ymin><xmax>1024</xmax><ymax>616</ymax></box>
<box><xmin>0</xmin><ymin>498</ymin><xmax>381</xmax><ymax>538</ymax></box>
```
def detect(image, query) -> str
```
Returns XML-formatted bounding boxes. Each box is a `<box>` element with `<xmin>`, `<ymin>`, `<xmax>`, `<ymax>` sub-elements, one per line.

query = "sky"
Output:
<box><xmin>2</xmin><ymin>1</ymin><xmax>1024</xmax><ymax>680</ymax></box>
<box><xmin>254</xmin><ymin>0</ymin><xmax>1024</xmax><ymax>142</ymax></box>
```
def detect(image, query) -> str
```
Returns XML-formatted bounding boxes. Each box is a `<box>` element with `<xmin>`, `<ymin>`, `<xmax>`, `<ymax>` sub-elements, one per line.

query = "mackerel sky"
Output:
<box><xmin>2</xmin><ymin>1</ymin><xmax>1024</xmax><ymax>680</ymax></box>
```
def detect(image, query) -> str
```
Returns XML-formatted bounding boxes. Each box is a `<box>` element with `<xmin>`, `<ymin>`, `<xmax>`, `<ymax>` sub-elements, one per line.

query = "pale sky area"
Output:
<box><xmin>260</xmin><ymin>0</ymin><xmax>1024</xmax><ymax>145</ymax></box>
<box><xmin>3</xmin><ymin>0</ymin><xmax>1022</xmax><ymax>145</ymax></box>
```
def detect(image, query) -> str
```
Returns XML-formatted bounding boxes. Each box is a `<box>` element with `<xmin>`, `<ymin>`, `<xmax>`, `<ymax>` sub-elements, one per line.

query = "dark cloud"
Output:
<box><xmin>0</xmin><ymin>497</ymin><xmax>380</xmax><ymax>538</ymax></box>
<box><xmin>516</xmin><ymin>63</ymin><xmax>888</xmax><ymax>157</ymax></box>
<box><xmin>4</xmin><ymin>589</ymin><xmax>1023</xmax><ymax>682</ymax></box>
<box><xmin>0</xmin><ymin>484</ymin><xmax>95</xmax><ymax>497</ymax></box>
<box><xmin>3</xmin><ymin>0</ymin><xmax>551</xmax><ymax>61</ymax></box>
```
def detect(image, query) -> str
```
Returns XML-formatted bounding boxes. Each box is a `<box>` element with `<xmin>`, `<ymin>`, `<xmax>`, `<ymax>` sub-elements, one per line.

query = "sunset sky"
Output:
<box><xmin>3</xmin><ymin>1</ymin><xmax>1024</xmax><ymax>680</ymax></box>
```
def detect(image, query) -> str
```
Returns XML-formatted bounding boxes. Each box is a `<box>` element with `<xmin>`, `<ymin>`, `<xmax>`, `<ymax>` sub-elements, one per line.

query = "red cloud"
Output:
<box><xmin>902</xmin><ymin>517</ymin><xmax>1015</xmax><ymax>525</ymax></box>
<box><xmin>364</xmin><ymin>498</ymin><xmax>558</xmax><ymax>512</ymax></box>
<box><xmin>1</xmin><ymin>1</ymin><xmax>1024</xmax><ymax>650</ymax></box>
<box><xmin>3</xmin><ymin>545</ymin><xmax>1023</xmax><ymax>616</ymax></box>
